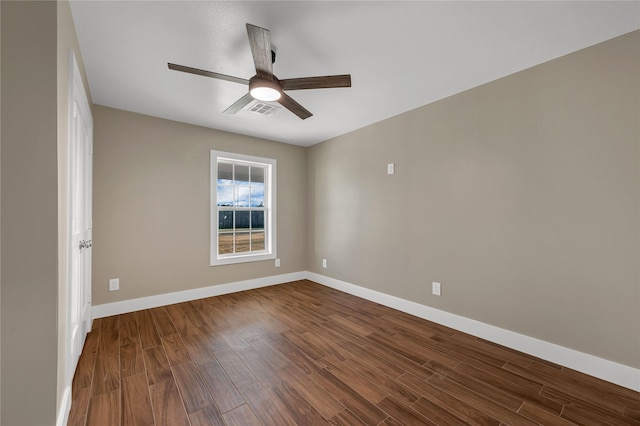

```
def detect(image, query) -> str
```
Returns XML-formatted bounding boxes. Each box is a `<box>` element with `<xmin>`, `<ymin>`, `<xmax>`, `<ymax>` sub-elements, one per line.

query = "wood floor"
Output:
<box><xmin>68</xmin><ymin>280</ymin><xmax>640</xmax><ymax>425</ymax></box>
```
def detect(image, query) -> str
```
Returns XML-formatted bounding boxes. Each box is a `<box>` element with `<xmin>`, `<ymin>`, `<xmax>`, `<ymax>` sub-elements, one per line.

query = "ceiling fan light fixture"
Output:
<box><xmin>249</xmin><ymin>77</ymin><xmax>282</xmax><ymax>101</ymax></box>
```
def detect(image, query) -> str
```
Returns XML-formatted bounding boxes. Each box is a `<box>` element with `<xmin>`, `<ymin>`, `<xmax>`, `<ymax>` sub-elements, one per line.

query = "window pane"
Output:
<box><xmin>251</xmin><ymin>167</ymin><xmax>264</xmax><ymax>183</ymax></box>
<box><xmin>218</xmin><ymin>162</ymin><xmax>233</xmax><ymax>183</ymax></box>
<box><xmin>217</xmin><ymin>185</ymin><xmax>233</xmax><ymax>206</ymax></box>
<box><xmin>218</xmin><ymin>233</ymin><xmax>233</xmax><ymax>254</ymax></box>
<box><xmin>235</xmin><ymin>211</ymin><xmax>250</xmax><ymax>230</ymax></box>
<box><xmin>250</xmin><ymin>182</ymin><xmax>264</xmax><ymax>207</ymax></box>
<box><xmin>235</xmin><ymin>187</ymin><xmax>250</xmax><ymax>207</ymax></box>
<box><xmin>235</xmin><ymin>232</ymin><xmax>251</xmax><ymax>253</ymax></box>
<box><xmin>218</xmin><ymin>211</ymin><xmax>233</xmax><ymax>230</ymax></box>
<box><xmin>235</xmin><ymin>164</ymin><xmax>250</xmax><ymax>183</ymax></box>
<box><xmin>251</xmin><ymin>231</ymin><xmax>265</xmax><ymax>251</ymax></box>
<box><xmin>251</xmin><ymin>211</ymin><xmax>264</xmax><ymax>230</ymax></box>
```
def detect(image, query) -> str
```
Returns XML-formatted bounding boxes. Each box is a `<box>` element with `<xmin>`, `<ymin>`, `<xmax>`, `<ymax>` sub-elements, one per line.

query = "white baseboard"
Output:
<box><xmin>56</xmin><ymin>386</ymin><xmax>71</xmax><ymax>426</ymax></box>
<box><xmin>92</xmin><ymin>271</ymin><xmax>307</xmax><ymax>318</ymax></box>
<box><xmin>307</xmin><ymin>272</ymin><xmax>640</xmax><ymax>392</ymax></box>
<box><xmin>90</xmin><ymin>270</ymin><xmax>639</xmax><ymax>392</ymax></box>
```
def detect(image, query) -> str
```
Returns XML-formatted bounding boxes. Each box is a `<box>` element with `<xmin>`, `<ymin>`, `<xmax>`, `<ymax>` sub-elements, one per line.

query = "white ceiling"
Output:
<box><xmin>69</xmin><ymin>1</ymin><xmax>640</xmax><ymax>147</ymax></box>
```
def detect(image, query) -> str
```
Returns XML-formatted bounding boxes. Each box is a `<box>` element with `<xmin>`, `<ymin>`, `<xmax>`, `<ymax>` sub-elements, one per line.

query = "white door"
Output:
<box><xmin>68</xmin><ymin>52</ymin><xmax>93</xmax><ymax>379</ymax></box>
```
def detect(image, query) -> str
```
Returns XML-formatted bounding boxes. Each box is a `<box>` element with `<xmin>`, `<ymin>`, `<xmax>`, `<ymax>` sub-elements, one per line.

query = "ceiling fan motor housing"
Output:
<box><xmin>249</xmin><ymin>76</ymin><xmax>282</xmax><ymax>101</ymax></box>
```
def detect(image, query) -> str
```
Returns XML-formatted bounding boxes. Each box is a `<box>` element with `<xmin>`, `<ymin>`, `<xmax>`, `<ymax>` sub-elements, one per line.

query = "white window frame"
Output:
<box><xmin>210</xmin><ymin>150</ymin><xmax>276</xmax><ymax>266</ymax></box>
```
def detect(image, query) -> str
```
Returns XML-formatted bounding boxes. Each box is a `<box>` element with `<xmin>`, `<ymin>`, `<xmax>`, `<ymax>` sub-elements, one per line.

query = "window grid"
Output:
<box><xmin>211</xmin><ymin>151</ymin><xmax>275</xmax><ymax>266</ymax></box>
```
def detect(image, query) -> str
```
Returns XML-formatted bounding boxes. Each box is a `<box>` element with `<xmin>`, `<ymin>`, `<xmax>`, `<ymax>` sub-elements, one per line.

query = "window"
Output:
<box><xmin>210</xmin><ymin>151</ymin><xmax>276</xmax><ymax>265</ymax></box>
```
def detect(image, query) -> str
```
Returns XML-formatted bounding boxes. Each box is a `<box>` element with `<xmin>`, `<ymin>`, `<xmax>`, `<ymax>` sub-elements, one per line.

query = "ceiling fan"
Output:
<box><xmin>168</xmin><ymin>23</ymin><xmax>351</xmax><ymax>120</ymax></box>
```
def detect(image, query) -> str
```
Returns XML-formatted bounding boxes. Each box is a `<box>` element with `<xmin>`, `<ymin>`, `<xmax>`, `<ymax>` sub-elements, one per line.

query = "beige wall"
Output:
<box><xmin>307</xmin><ymin>31</ymin><xmax>640</xmax><ymax>368</ymax></box>
<box><xmin>1</xmin><ymin>2</ymin><xmax>59</xmax><ymax>424</ymax></box>
<box><xmin>92</xmin><ymin>106</ymin><xmax>307</xmax><ymax>305</ymax></box>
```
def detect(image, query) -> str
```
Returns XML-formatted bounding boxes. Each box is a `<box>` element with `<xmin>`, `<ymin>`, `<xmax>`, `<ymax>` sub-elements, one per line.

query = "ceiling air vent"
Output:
<box><xmin>245</xmin><ymin>100</ymin><xmax>280</xmax><ymax>116</ymax></box>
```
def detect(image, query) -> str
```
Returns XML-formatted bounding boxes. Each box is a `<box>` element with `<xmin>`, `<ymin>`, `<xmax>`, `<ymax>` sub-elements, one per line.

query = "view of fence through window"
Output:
<box><xmin>217</xmin><ymin>161</ymin><xmax>266</xmax><ymax>255</ymax></box>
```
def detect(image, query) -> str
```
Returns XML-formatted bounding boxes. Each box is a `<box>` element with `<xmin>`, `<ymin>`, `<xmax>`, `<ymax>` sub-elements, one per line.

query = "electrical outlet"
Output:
<box><xmin>275</xmin><ymin>258</ymin><xmax>280</xmax><ymax>267</ymax></box>
<box><xmin>432</xmin><ymin>282</ymin><xmax>441</xmax><ymax>296</ymax></box>
<box><xmin>322</xmin><ymin>259</ymin><xmax>327</xmax><ymax>268</ymax></box>
<box><xmin>109</xmin><ymin>278</ymin><xmax>119</xmax><ymax>291</ymax></box>
<box><xmin>387</xmin><ymin>163</ymin><xmax>395</xmax><ymax>175</ymax></box>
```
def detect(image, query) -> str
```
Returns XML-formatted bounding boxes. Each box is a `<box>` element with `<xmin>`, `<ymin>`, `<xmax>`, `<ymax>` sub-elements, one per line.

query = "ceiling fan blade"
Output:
<box><xmin>246</xmin><ymin>24</ymin><xmax>273</xmax><ymax>79</ymax></box>
<box><xmin>280</xmin><ymin>75</ymin><xmax>352</xmax><ymax>91</ymax></box>
<box><xmin>222</xmin><ymin>93</ymin><xmax>254</xmax><ymax>115</ymax></box>
<box><xmin>168</xmin><ymin>63</ymin><xmax>249</xmax><ymax>85</ymax></box>
<box><xmin>277</xmin><ymin>93</ymin><xmax>312</xmax><ymax>120</ymax></box>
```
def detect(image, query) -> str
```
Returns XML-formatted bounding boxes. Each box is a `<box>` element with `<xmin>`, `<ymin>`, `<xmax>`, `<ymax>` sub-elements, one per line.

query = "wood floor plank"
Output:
<box><xmin>91</xmin><ymin>351</ymin><xmax>119</xmax><ymax>396</ymax></box>
<box><xmin>181</xmin><ymin>333</ymin><xmax>216</xmax><ymax>365</ymax></box>
<box><xmin>143</xmin><ymin>345</ymin><xmax>172</xmax><ymax>386</ymax></box>
<box><xmin>517</xmin><ymin>401</ymin><xmax>578</xmax><ymax>425</ymax></box>
<box><xmin>277</xmin><ymin>363</ymin><xmax>345</xmax><ymax>420</ymax></box>
<box><xmin>215</xmin><ymin>347</ymin><xmax>259</xmax><ymax>389</ymax></box>
<box><xmin>99</xmin><ymin>326</ymin><xmax>120</xmax><ymax>354</ymax></box>
<box><xmin>270</xmin><ymin>380</ymin><xmax>329</xmax><ymax>425</ymax></box>
<box><xmin>171</xmin><ymin>361</ymin><xmax>214</xmax><ymax>413</ymax></box>
<box><xmin>339</xmin><ymin>341</ymin><xmax>406</xmax><ymax>379</ymax></box>
<box><xmin>397</xmin><ymin>372</ymin><xmax>501</xmax><ymax>426</ymax></box>
<box><xmin>198</xmin><ymin>360</ymin><xmax>246</xmax><ymax>413</ymax></box>
<box><xmin>222</xmin><ymin>404</ymin><xmax>262</xmax><ymax>426</ymax></box>
<box><xmin>149</xmin><ymin>378</ymin><xmax>190</xmax><ymax>426</ymax></box>
<box><xmin>72</xmin><ymin>329</ymin><xmax>99</xmax><ymax>398</ymax></box>
<box><xmin>310</xmin><ymin>367</ymin><xmax>387</xmax><ymax>425</ymax></box>
<box><xmin>282</xmin><ymin>329</ymin><xmax>326</xmax><ymax>361</ymax></box>
<box><xmin>539</xmin><ymin>385</ymin><xmax>636</xmax><ymax>426</ymax></box>
<box><xmin>161</xmin><ymin>334</ymin><xmax>191</xmax><ymax>366</ymax></box>
<box><xmin>119</xmin><ymin>318</ymin><xmax>141</xmax><ymax>347</ymax></box>
<box><xmin>329</xmin><ymin>408</ymin><xmax>367</xmax><ymax>425</ymax></box>
<box><xmin>362</xmin><ymin>341</ymin><xmax>435</xmax><ymax>381</ymax></box>
<box><xmin>151</xmin><ymin>307</ymin><xmax>178</xmax><ymax>337</ymax></box>
<box><xmin>505</xmin><ymin>361</ymin><xmax>628</xmax><ymax>415</ymax></box>
<box><xmin>121</xmin><ymin>373</ymin><xmax>154</xmax><ymax>426</ymax></box>
<box><xmin>322</xmin><ymin>356</ymin><xmax>389</xmax><ymax>404</ymax></box>
<box><xmin>377</xmin><ymin>395</ymin><xmax>436</xmax><ymax>425</ymax></box>
<box><xmin>411</xmin><ymin>396</ymin><xmax>475</xmax><ymax>426</ymax></box>
<box><xmin>426</xmin><ymin>373</ymin><xmax>539</xmax><ymax>426</ymax></box>
<box><xmin>198</xmin><ymin>324</ymin><xmax>232</xmax><ymax>353</ymax></box>
<box><xmin>235</xmin><ymin>345</ymin><xmax>282</xmax><ymax>389</ymax></box>
<box><xmin>67</xmin><ymin>386</ymin><xmax>91</xmax><ymax>426</ymax></box>
<box><xmin>454</xmin><ymin>361</ymin><xmax>563</xmax><ymax>414</ymax></box>
<box><xmin>166</xmin><ymin>304</ymin><xmax>200</xmax><ymax>337</ymax></box>
<box><xmin>137</xmin><ymin>310</ymin><xmax>161</xmax><ymax>349</ymax></box>
<box><xmin>426</xmin><ymin>360</ymin><xmax>525</xmax><ymax>412</ymax></box>
<box><xmin>238</xmin><ymin>381</ymin><xmax>299</xmax><ymax>426</ymax></box>
<box><xmin>189</xmin><ymin>404</ymin><xmax>226</xmax><ymax>426</ymax></box>
<box><xmin>342</xmin><ymin>356</ymin><xmax>421</xmax><ymax>406</ymax></box>
<box><xmin>87</xmin><ymin>390</ymin><xmax>119</xmax><ymax>426</ymax></box>
<box><xmin>67</xmin><ymin>280</ymin><xmax>639</xmax><ymax>426</ymax></box>
<box><xmin>120</xmin><ymin>342</ymin><xmax>145</xmax><ymax>378</ymax></box>
<box><xmin>302</xmin><ymin>330</ymin><xmax>352</xmax><ymax>362</ymax></box>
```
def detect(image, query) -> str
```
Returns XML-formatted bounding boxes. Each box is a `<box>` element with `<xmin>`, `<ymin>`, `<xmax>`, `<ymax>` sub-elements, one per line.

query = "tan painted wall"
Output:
<box><xmin>92</xmin><ymin>106</ymin><xmax>307</xmax><ymax>305</ymax></box>
<box><xmin>56</xmin><ymin>0</ymin><xmax>92</xmax><ymax>419</ymax></box>
<box><xmin>307</xmin><ymin>31</ymin><xmax>640</xmax><ymax>368</ymax></box>
<box><xmin>1</xmin><ymin>2</ymin><xmax>59</xmax><ymax>424</ymax></box>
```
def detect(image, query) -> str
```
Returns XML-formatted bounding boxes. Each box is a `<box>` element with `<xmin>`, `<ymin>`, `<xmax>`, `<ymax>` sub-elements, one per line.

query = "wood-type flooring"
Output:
<box><xmin>68</xmin><ymin>280</ymin><xmax>640</xmax><ymax>425</ymax></box>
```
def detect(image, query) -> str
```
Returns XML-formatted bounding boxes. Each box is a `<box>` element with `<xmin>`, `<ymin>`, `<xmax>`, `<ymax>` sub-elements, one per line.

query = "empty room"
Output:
<box><xmin>1</xmin><ymin>1</ymin><xmax>639</xmax><ymax>425</ymax></box>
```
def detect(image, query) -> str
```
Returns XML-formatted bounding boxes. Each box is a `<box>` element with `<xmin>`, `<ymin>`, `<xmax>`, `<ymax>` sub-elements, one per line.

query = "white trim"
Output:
<box><xmin>90</xmin><ymin>271</ymin><xmax>640</xmax><ymax>392</ymax></box>
<box><xmin>56</xmin><ymin>386</ymin><xmax>71</xmax><ymax>426</ymax></box>
<box><xmin>307</xmin><ymin>272</ymin><xmax>640</xmax><ymax>392</ymax></box>
<box><xmin>92</xmin><ymin>272</ymin><xmax>305</xmax><ymax>318</ymax></box>
<box><xmin>210</xmin><ymin>150</ymin><xmax>277</xmax><ymax>266</ymax></box>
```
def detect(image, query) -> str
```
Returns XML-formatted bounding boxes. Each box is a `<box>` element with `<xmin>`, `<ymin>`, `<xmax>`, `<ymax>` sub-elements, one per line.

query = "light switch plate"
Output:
<box><xmin>109</xmin><ymin>278</ymin><xmax>119</xmax><ymax>291</ymax></box>
<box><xmin>432</xmin><ymin>282</ymin><xmax>441</xmax><ymax>296</ymax></box>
